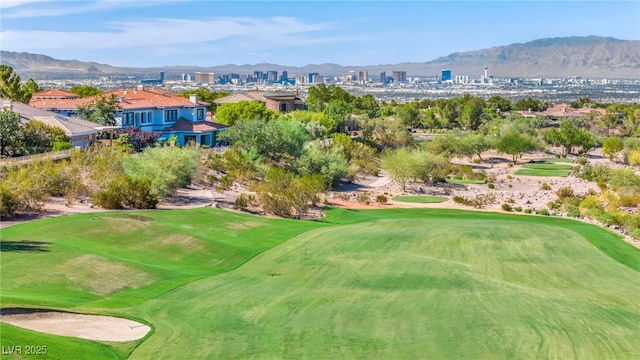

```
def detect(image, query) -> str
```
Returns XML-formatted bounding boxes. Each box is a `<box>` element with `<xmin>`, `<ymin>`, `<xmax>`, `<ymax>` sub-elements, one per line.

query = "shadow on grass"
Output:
<box><xmin>0</xmin><ymin>241</ymin><xmax>50</xmax><ymax>252</ymax></box>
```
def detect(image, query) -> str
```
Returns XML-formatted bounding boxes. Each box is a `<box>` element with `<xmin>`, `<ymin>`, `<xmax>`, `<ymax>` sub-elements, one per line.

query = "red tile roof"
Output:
<box><xmin>31</xmin><ymin>89</ymin><xmax>78</xmax><ymax>99</ymax></box>
<box><xmin>29</xmin><ymin>98</ymin><xmax>82</xmax><ymax>110</ymax></box>
<box><xmin>97</xmin><ymin>89</ymin><xmax>209</xmax><ymax>109</ymax></box>
<box><xmin>169</xmin><ymin>118</ymin><xmax>227</xmax><ymax>132</ymax></box>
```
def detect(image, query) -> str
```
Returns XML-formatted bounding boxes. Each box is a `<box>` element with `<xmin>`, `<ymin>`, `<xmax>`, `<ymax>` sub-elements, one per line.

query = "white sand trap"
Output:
<box><xmin>0</xmin><ymin>309</ymin><xmax>150</xmax><ymax>342</ymax></box>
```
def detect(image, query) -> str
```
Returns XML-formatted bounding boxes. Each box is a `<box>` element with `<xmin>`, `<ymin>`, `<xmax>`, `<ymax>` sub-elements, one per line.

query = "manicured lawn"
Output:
<box><xmin>446</xmin><ymin>178</ymin><xmax>487</xmax><ymax>184</ymax></box>
<box><xmin>521</xmin><ymin>163</ymin><xmax>573</xmax><ymax>170</ymax></box>
<box><xmin>514</xmin><ymin>169</ymin><xmax>571</xmax><ymax>177</ymax></box>
<box><xmin>538</xmin><ymin>157</ymin><xmax>574</xmax><ymax>163</ymax></box>
<box><xmin>2</xmin><ymin>207</ymin><xmax>639</xmax><ymax>359</ymax></box>
<box><xmin>392</xmin><ymin>195</ymin><xmax>448</xmax><ymax>203</ymax></box>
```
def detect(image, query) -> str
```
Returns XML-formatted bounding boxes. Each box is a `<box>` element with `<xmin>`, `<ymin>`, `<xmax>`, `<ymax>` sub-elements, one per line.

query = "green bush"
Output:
<box><xmin>524</xmin><ymin>208</ymin><xmax>532</xmax><ymax>214</ymax></box>
<box><xmin>565</xmin><ymin>204</ymin><xmax>581</xmax><ymax>218</ymax></box>
<box><xmin>501</xmin><ymin>203</ymin><xmax>512</xmax><ymax>211</ymax></box>
<box><xmin>540</xmin><ymin>182</ymin><xmax>551</xmax><ymax>190</ymax></box>
<box><xmin>576</xmin><ymin>156</ymin><xmax>588</xmax><ymax>165</ymax></box>
<box><xmin>487</xmin><ymin>183</ymin><xmax>495</xmax><ymax>189</ymax></box>
<box><xmin>556</xmin><ymin>187</ymin><xmax>575</xmax><ymax>201</ymax></box>
<box><xmin>0</xmin><ymin>185</ymin><xmax>18</xmax><ymax>218</ymax></box>
<box><xmin>52</xmin><ymin>141</ymin><xmax>73</xmax><ymax>151</ymax></box>
<box><xmin>453</xmin><ymin>195</ymin><xmax>466</xmax><ymax>204</ymax></box>
<box><xmin>356</xmin><ymin>192</ymin><xmax>371</xmax><ymax>205</ymax></box>
<box><xmin>375</xmin><ymin>194</ymin><xmax>388</xmax><ymax>204</ymax></box>
<box><xmin>537</xmin><ymin>209</ymin><xmax>550</xmax><ymax>216</ymax></box>
<box><xmin>235</xmin><ymin>193</ymin><xmax>256</xmax><ymax>210</ymax></box>
<box><xmin>514</xmin><ymin>206</ymin><xmax>522</xmax><ymax>212</ymax></box>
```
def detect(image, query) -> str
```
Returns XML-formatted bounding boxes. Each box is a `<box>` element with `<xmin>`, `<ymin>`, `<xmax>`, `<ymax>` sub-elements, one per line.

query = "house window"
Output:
<box><xmin>165</xmin><ymin>109</ymin><xmax>178</xmax><ymax>122</ymax></box>
<box><xmin>280</xmin><ymin>103</ymin><xmax>287</xmax><ymax>112</ymax></box>
<box><xmin>148</xmin><ymin>111</ymin><xmax>153</xmax><ymax>123</ymax></box>
<box><xmin>197</xmin><ymin>108</ymin><xmax>204</xmax><ymax>120</ymax></box>
<box><xmin>140</xmin><ymin>112</ymin><xmax>145</xmax><ymax>124</ymax></box>
<box><xmin>122</xmin><ymin>112</ymin><xmax>134</xmax><ymax>126</ymax></box>
<box><xmin>135</xmin><ymin>113</ymin><xmax>140</xmax><ymax>124</ymax></box>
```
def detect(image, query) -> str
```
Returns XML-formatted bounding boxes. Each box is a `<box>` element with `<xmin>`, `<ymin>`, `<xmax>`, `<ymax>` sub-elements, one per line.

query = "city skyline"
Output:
<box><xmin>1</xmin><ymin>1</ymin><xmax>639</xmax><ymax>68</ymax></box>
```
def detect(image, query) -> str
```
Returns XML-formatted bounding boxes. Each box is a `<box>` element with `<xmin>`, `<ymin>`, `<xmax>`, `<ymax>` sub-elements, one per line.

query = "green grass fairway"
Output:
<box><xmin>538</xmin><ymin>157</ymin><xmax>574</xmax><ymax>163</ymax></box>
<box><xmin>2</xmin><ymin>208</ymin><xmax>639</xmax><ymax>359</ymax></box>
<box><xmin>521</xmin><ymin>163</ymin><xmax>573</xmax><ymax>170</ymax></box>
<box><xmin>446</xmin><ymin>178</ymin><xmax>487</xmax><ymax>184</ymax></box>
<box><xmin>514</xmin><ymin>169</ymin><xmax>571</xmax><ymax>177</ymax></box>
<box><xmin>392</xmin><ymin>195</ymin><xmax>448</xmax><ymax>203</ymax></box>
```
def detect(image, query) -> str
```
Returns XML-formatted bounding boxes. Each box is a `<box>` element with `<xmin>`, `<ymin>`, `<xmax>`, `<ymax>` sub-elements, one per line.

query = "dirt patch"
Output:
<box><xmin>62</xmin><ymin>255</ymin><xmax>156</xmax><ymax>296</ymax></box>
<box><xmin>0</xmin><ymin>308</ymin><xmax>150</xmax><ymax>342</ymax></box>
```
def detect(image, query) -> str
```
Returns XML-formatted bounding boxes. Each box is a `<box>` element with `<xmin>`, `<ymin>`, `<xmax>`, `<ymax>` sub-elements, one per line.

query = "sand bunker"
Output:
<box><xmin>0</xmin><ymin>309</ymin><xmax>150</xmax><ymax>342</ymax></box>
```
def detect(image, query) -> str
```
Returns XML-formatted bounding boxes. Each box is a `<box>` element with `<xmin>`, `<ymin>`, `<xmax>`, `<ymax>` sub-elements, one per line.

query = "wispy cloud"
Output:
<box><xmin>1</xmin><ymin>0</ymin><xmax>182</xmax><ymax>18</ymax></box>
<box><xmin>1</xmin><ymin>16</ymin><xmax>350</xmax><ymax>54</ymax></box>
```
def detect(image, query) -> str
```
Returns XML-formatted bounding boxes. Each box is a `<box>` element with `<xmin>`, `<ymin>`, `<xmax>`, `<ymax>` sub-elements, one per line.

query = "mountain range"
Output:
<box><xmin>1</xmin><ymin>36</ymin><xmax>639</xmax><ymax>79</ymax></box>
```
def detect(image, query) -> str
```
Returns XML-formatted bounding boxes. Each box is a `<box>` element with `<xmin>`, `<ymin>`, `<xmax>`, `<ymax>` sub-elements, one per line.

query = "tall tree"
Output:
<box><xmin>496</xmin><ymin>131</ymin><xmax>538</xmax><ymax>163</ymax></box>
<box><xmin>0</xmin><ymin>109</ymin><xmax>22</xmax><ymax>157</ymax></box>
<box><xmin>69</xmin><ymin>85</ymin><xmax>103</xmax><ymax>98</ymax></box>
<box><xmin>76</xmin><ymin>94</ymin><xmax>121</xmax><ymax>126</ymax></box>
<box><xmin>215</xmin><ymin>101</ymin><xmax>277</xmax><ymax>126</ymax></box>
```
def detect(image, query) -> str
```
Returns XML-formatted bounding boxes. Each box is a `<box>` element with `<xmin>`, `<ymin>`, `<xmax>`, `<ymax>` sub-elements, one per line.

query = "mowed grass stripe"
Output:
<box><xmin>392</xmin><ymin>195</ymin><xmax>448</xmax><ymax>203</ymax></box>
<box><xmin>521</xmin><ymin>163</ymin><xmax>573</xmax><ymax>170</ymax></box>
<box><xmin>514</xmin><ymin>169</ymin><xmax>571</xmax><ymax>177</ymax></box>
<box><xmin>131</xmin><ymin>214</ymin><xmax>640</xmax><ymax>359</ymax></box>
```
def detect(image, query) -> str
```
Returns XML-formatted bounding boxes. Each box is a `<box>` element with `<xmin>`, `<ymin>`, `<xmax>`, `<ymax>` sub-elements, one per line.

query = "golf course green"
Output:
<box><xmin>392</xmin><ymin>195</ymin><xmax>448</xmax><ymax>203</ymax></box>
<box><xmin>1</xmin><ymin>207</ymin><xmax>639</xmax><ymax>359</ymax></box>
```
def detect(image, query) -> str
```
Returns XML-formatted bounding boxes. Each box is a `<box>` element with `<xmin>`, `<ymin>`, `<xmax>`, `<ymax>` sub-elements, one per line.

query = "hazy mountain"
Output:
<box><xmin>1</xmin><ymin>36</ymin><xmax>638</xmax><ymax>79</ymax></box>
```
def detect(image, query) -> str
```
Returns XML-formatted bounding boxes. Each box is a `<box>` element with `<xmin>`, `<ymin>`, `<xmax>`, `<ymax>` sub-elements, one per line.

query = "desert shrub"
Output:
<box><xmin>565</xmin><ymin>204</ymin><xmax>581</xmax><ymax>218</ymax></box>
<box><xmin>556</xmin><ymin>187</ymin><xmax>575</xmax><ymax>201</ymax></box>
<box><xmin>514</xmin><ymin>206</ymin><xmax>522</xmax><ymax>212</ymax></box>
<box><xmin>547</xmin><ymin>201</ymin><xmax>560</xmax><ymax>210</ymax></box>
<box><xmin>576</xmin><ymin>156</ymin><xmax>588</xmax><ymax>165</ymax></box>
<box><xmin>563</xmin><ymin>196</ymin><xmax>582</xmax><ymax>207</ymax></box>
<box><xmin>235</xmin><ymin>193</ymin><xmax>256</xmax><ymax>210</ymax></box>
<box><xmin>501</xmin><ymin>203</ymin><xmax>512</xmax><ymax>211</ymax></box>
<box><xmin>508</xmin><ymin>184</ymin><xmax>512</xmax><ymax>188</ymax></box>
<box><xmin>375</xmin><ymin>194</ymin><xmax>388</xmax><ymax>204</ymax></box>
<box><xmin>579</xmin><ymin>164</ymin><xmax>610</xmax><ymax>183</ymax></box>
<box><xmin>631</xmin><ymin>228</ymin><xmax>640</xmax><ymax>240</ymax></box>
<box><xmin>595</xmin><ymin>211</ymin><xmax>617</xmax><ymax>225</ymax></box>
<box><xmin>487</xmin><ymin>174</ymin><xmax>497</xmax><ymax>182</ymax></box>
<box><xmin>215</xmin><ymin>174</ymin><xmax>233</xmax><ymax>193</ymax></box>
<box><xmin>540</xmin><ymin>182</ymin><xmax>551</xmax><ymax>190</ymax></box>
<box><xmin>453</xmin><ymin>196</ymin><xmax>467</xmax><ymax>204</ymax></box>
<box><xmin>506</xmin><ymin>174</ymin><xmax>513</xmax><ymax>180</ymax></box>
<box><xmin>487</xmin><ymin>183</ymin><xmax>495</xmax><ymax>189</ymax></box>
<box><xmin>336</xmin><ymin>192</ymin><xmax>351</xmax><ymax>201</ymax></box>
<box><xmin>524</xmin><ymin>208</ymin><xmax>532</xmax><ymax>214</ymax></box>
<box><xmin>537</xmin><ymin>208</ymin><xmax>550</xmax><ymax>216</ymax></box>
<box><xmin>356</xmin><ymin>192</ymin><xmax>371</xmax><ymax>205</ymax></box>
<box><xmin>506</xmin><ymin>196</ymin><xmax>516</xmax><ymax>204</ymax></box>
<box><xmin>0</xmin><ymin>185</ymin><xmax>18</xmax><ymax>218</ymax></box>
<box><xmin>94</xmin><ymin>175</ymin><xmax>129</xmax><ymax>209</ymax></box>
<box><xmin>124</xmin><ymin>178</ymin><xmax>158</xmax><ymax>209</ymax></box>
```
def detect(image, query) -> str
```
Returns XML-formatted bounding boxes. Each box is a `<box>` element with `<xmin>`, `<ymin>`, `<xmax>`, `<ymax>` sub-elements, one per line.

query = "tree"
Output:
<box><xmin>222</xmin><ymin>118</ymin><xmax>308</xmax><ymax>164</ymax></box>
<box><xmin>354</xmin><ymin>94</ymin><xmax>380</xmax><ymax>118</ymax></box>
<box><xmin>294</xmin><ymin>141</ymin><xmax>348</xmax><ymax>185</ymax></box>
<box><xmin>123</xmin><ymin>147</ymin><xmax>199</xmax><ymax>197</ymax></box>
<box><xmin>69</xmin><ymin>85</ymin><xmax>103</xmax><ymax>98</ymax></box>
<box><xmin>214</xmin><ymin>100</ymin><xmax>277</xmax><ymax>126</ymax></box>
<box><xmin>21</xmin><ymin>119</ymin><xmax>70</xmax><ymax>154</ymax></box>
<box><xmin>178</xmin><ymin>88</ymin><xmax>229</xmax><ymax>112</ymax></box>
<box><xmin>496</xmin><ymin>131</ymin><xmax>538</xmax><ymax>163</ymax></box>
<box><xmin>545</xmin><ymin>121</ymin><xmax>595</xmax><ymax>155</ymax></box>
<box><xmin>395</xmin><ymin>103</ymin><xmax>422</xmax><ymax>128</ymax></box>
<box><xmin>0</xmin><ymin>109</ymin><xmax>22</xmax><ymax>157</ymax></box>
<box><xmin>323</xmin><ymin>99</ymin><xmax>352</xmax><ymax>132</ymax></box>
<box><xmin>487</xmin><ymin>96</ymin><xmax>511</xmax><ymax>112</ymax></box>
<box><xmin>602</xmin><ymin>137</ymin><xmax>624</xmax><ymax>161</ymax></box>
<box><xmin>458</xmin><ymin>98</ymin><xmax>485</xmax><ymax>130</ymax></box>
<box><xmin>0</xmin><ymin>65</ymin><xmax>40</xmax><ymax>103</ymax></box>
<box><xmin>512</xmin><ymin>97</ymin><xmax>546</xmax><ymax>112</ymax></box>
<box><xmin>76</xmin><ymin>94</ymin><xmax>121</xmax><ymax>126</ymax></box>
<box><xmin>381</xmin><ymin>147</ymin><xmax>414</xmax><ymax>191</ymax></box>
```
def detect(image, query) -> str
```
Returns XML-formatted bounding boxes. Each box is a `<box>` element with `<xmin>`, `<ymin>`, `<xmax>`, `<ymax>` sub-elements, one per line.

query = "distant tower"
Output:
<box><xmin>484</xmin><ymin>67</ymin><xmax>488</xmax><ymax>79</ymax></box>
<box><xmin>441</xmin><ymin>69</ymin><xmax>451</xmax><ymax>82</ymax></box>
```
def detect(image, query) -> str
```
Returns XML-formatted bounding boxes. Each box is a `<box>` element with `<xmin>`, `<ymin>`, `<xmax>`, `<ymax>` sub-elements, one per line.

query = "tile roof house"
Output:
<box><xmin>213</xmin><ymin>88</ymin><xmax>306</xmax><ymax>113</ymax></box>
<box><xmin>2</xmin><ymin>100</ymin><xmax>101</xmax><ymax>150</ymax></box>
<box><xmin>29</xmin><ymin>87</ymin><xmax>227</xmax><ymax>147</ymax></box>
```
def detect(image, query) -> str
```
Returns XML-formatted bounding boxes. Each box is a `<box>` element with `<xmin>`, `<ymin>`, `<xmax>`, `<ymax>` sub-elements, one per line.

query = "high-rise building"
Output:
<box><xmin>441</xmin><ymin>69</ymin><xmax>451</xmax><ymax>82</ymax></box>
<box><xmin>308</xmin><ymin>72</ymin><xmax>319</xmax><ymax>83</ymax></box>
<box><xmin>280</xmin><ymin>71</ymin><xmax>288</xmax><ymax>81</ymax></box>
<box><xmin>392</xmin><ymin>71</ymin><xmax>406</xmax><ymax>83</ymax></box>
<box><xmin>380</xmin><ymin>71</ymin><xmax>386</xmax><ymax>84</ymax></box>
<box><xmin>267</xmin><ymin>71</ymin><xmax>278</xmax><ymax>83</ymax></box>
<box><xmin>358</xmin><ymin>71</ymin><xmax>368</xmax><ymax>82</ymax></box>
<box><xmin>194</xmin><ymin>72</ymin><xmax>216</xmax><ymax>84</ymax></box>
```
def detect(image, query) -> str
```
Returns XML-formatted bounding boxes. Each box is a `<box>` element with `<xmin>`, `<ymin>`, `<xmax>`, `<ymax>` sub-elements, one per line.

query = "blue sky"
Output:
<box><xmin>1</xmin><ymin>1</ymin><xmax>638</xmax><ymax>67</ymax></box>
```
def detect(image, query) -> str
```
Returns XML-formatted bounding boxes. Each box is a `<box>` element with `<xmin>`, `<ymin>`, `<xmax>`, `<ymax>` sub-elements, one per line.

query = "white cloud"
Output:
<box><xmin>0</xmin><ymin>16</ymin><xmax>349</xmax><ymax>53</ymax></box>
<box><xmin>1</xmin><ymin>0</ymin><xmax>183</xmax><ymax>18</ymax></box>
